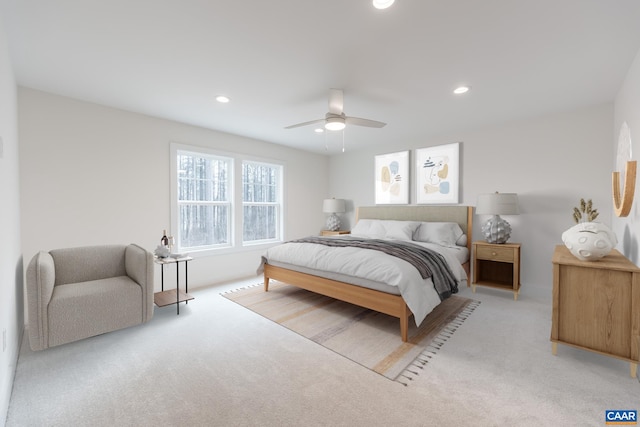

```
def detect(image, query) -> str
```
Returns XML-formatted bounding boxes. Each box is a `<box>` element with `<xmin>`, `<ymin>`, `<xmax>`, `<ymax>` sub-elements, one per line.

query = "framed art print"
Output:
<box><xmin>375</xmin><ymin>150</ymin><xmax>409</xmax><ymax>204</ymax></box>
<box><xmin>415</xmin><ymin>142</ymin><xmax>460</xmax><ymax>204</ymax></box>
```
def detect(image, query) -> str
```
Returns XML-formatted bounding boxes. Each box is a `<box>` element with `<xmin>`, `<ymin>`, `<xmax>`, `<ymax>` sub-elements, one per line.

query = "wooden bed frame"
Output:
<box><xmin>263</xmin><ymin>205</ymin><xmax>473</xmax><ymax>342</ymax></box>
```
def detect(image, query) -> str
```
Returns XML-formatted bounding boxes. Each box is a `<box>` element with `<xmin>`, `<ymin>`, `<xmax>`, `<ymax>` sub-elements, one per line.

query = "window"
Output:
<box><xmin>242</xmin><ymin>161</ymin><xmax>282</xmax><ymax>244</ymax></box>
<box><xmin>176</xmin><ymin>150</ymin><xmax>232</xmax><ymax>250</ymax></box>
<box><xmin>171</xmin><ymin>143</ymin><xmax>284</xmax><ymax>254</ymax></box>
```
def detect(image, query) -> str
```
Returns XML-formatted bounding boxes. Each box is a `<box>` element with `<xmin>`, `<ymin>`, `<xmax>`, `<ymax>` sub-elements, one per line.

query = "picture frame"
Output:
<box><xmin>374</xmin><ymin>150</ymin><xmax>410</xmax><ymax>205</ymax></box>
<box><xmin>415</xmin><ymin>142</ymin><xmax>460</xmax><ymax>204</ymax></box>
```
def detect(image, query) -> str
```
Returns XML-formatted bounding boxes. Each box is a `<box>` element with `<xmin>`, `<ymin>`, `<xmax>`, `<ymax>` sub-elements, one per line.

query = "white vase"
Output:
<box><xmin>561</xmin><ymin>222</ymin><xmax>617</xmax><ymax>261</ymax></box>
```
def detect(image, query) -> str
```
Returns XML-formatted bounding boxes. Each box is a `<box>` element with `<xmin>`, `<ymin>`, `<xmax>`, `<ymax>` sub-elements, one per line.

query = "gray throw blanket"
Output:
<box><xmin>289</xmin><ymin>236</ymin><xmax>458</xmax><ymax>300</ymax></box>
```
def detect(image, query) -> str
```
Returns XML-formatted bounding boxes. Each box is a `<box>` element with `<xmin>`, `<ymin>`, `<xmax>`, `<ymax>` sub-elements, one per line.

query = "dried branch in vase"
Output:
<box><xmin>572</xmin><ymin>198</ymin><xmax>599</xmax><ymax>223</ymax></box>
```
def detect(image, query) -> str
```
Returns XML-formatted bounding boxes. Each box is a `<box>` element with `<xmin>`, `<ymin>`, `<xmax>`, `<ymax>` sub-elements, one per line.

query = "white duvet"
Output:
<box><xmin>262</xmin><ymin>238</ymin><xmax>468</xmax><ymax>327</ymax></box>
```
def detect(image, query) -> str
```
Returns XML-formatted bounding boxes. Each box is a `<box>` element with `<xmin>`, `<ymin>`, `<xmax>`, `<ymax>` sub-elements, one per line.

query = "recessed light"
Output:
<box><xmin>453</xmin><ymin>86</ymin><xmax>470</xmax><ymax>95</ymax></box>
<box><xmin>373</xmin><ymin>0</ymin><xmax>395</xmax><ymax>9</ymax></box>
<box><xmin>314</xmin><ymin>128</ymin><xmax>324</xmax><ymax>133</ymax></box>
<box><xmin>215</xmin><ymin>95</ymin><xmax>230</xmax><ymax>103</ymax></box>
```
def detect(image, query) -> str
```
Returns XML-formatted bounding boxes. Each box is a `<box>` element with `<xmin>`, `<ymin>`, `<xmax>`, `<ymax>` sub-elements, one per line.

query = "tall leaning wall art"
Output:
<box><xmin>415</xmin><ymin>142</ymin><xmax>460</xmax><ymax>204</ymax></box>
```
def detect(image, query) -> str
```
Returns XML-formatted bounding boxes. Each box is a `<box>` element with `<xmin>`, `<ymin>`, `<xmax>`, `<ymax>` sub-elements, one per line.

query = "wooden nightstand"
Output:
<box><xmin>320</xmin><ymin>230</ymin><xmax>350</xmax><ymax>236</ymax></box>
<box><xmin>472</xmin><ymin>241</ymin><xmax>521</xmax><ymax>300</ymax></box>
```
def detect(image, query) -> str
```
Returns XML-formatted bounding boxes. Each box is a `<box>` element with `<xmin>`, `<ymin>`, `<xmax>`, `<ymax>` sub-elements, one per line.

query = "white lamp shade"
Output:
<box><xmin>476</xmin><ymin>193</ymin><xmax>519</xmax><ymax>215</ymax></box>
<box><xmin>323</xmin><ymin>198</ymin><xmax>345</xmax><ymax>213</ymax></box>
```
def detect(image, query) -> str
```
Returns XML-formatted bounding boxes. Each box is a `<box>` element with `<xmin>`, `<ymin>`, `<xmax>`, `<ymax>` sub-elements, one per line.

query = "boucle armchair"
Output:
<box><xmin>27</xmin><ymin>244</ymin><xmax>154</xmax><ymax>351</ymax></box>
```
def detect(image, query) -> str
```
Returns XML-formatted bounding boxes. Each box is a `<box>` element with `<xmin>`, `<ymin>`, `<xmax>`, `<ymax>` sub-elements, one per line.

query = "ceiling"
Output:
<box><xmin>2</xmin><ymin>1</ymin><xmax>640</xmax><ymax>155</ymax></box>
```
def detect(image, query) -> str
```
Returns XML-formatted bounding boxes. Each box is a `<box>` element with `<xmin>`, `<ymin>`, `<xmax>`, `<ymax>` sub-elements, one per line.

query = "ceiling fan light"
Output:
<box><xmin>325</xmin><ymin>117</ymin><xmax>346</xmax><ymax>131</ymax></box>
<box><xmin>373</xmin><ymin>0</ymin><xmax>395</xmax><ymax>9</ymax></box>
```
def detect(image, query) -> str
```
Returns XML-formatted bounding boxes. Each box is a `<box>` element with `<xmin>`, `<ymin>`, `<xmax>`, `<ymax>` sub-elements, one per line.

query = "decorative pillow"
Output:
<box><xmin>351</xmin><ymin>219</ymin><xmax>419</xmax><ymax>241</ymax></box>
<box><xmin>413</xmin><ymin>222</ymin><xmax>465</xmax><ymax>247</ymax></box>
<box><xmin>382</xmin><ymin>220</ymin><xmax>420</xmax><ymax>241</ymax></box>
<box><xmin>351</xmin><ymin>219</ymin><xmax>386</xmax><ymax>239</ymax></box>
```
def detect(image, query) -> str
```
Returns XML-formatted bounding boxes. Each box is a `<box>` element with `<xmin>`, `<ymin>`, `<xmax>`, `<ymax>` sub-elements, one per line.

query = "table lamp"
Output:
<box><xmin>323</xmin><ymin>198</ymin><xmax>345</xmax><ymax>231</ymax></box>
<box><xmin>476</xmin><ymin>192</ymin><xmax>519</xmax><ymax>244</ymax></box>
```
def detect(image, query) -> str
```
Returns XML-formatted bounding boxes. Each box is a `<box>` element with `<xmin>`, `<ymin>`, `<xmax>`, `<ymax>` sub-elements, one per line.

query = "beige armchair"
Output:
<box><xmin>26</xmin><ymin>244</ymin><xmax>154</xmax><ymax>351</ymax></box>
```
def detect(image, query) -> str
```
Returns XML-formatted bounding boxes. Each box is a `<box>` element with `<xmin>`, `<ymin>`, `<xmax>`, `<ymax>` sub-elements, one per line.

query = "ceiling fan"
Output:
<box><xmin>285</xmin><ymin>89</ymin><xmax>386</xmax><ymax>131</ymax></box>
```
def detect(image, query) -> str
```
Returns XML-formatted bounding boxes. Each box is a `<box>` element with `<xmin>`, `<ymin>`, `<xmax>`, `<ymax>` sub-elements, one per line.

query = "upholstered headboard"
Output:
<box><xmin>355</xmin><ymin>205</ymin><xmax>473</xmax><ymax>252</ymax></box>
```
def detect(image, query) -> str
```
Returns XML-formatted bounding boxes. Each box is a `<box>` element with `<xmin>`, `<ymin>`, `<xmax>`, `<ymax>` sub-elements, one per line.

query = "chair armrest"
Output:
<box><xmin>26</xmin><ymin>251</ymin><xmax>55</xmax><ymax>351</ymax></box>
<box><xmin>125</xmin><ymin>243</ymin><xmax>154</xmax><ymax>322</ymax></box>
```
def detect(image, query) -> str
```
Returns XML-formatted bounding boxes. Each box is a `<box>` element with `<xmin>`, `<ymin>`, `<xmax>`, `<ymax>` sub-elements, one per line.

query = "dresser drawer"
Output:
<box><xmin>476</xmin><ymin>245</ymin><xmax>514</xmax><ymax>262</ymax></box>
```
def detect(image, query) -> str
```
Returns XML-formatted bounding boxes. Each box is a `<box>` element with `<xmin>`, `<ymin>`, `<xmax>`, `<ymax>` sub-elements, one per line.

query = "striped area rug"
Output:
<box><xmin>222</xmin><ymin>281</ymin><xmax>479</xmax><ymax>385</ymax></box>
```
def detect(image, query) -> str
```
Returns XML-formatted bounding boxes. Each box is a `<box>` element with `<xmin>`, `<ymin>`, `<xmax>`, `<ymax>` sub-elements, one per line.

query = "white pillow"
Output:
<box><xmin>351</xmin><ymin>219</ymin><xmax>419</xmax><ymax>241</ymax></box>
<box><xmin>382</xmin><ymin>220</ymin><xmax>420</xmax><ymax>241</ymax></box>
<box><xmin>351</xmin><ymin>219</ymin><xmax>387</xmax><ymax>239</ymax></box>
<box><xmin>413</xmin><ymin>222</ymin><xmax>465</xmax><ymax>247</ymax></box>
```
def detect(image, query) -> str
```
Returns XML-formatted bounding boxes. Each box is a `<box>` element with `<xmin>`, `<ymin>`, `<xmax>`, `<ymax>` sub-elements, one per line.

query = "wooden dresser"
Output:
<box><xmin>551</xmin><ymin>245</ymin><xmax>639</xmax><ymax>377</ymax></box>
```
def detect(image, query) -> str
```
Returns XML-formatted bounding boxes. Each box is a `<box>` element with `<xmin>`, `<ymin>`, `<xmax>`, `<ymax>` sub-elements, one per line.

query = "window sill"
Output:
<box><xmin>179</xmin><ymin>241</ymin><xmax>283</xmax><ymax>259</ymax></box>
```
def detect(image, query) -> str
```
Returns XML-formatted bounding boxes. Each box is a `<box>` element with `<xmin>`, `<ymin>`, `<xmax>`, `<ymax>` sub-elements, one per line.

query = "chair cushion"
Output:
<box><xmin>47</xmin><ymin>276</ymin><xmax>142</xmax><ymax>347</ymax></box>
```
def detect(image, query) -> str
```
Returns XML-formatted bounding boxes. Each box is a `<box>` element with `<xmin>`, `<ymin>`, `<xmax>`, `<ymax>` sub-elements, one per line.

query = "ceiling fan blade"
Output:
<box><xmin>284</xmin><ymin>118</ymin><xmax>325</xmax><ymax>129</ymax></box>
<box><xmin>345</xmin><ymin>116</ymin><xmax>387</xmax><ymax>128</ymax></box>
<box><xmin>328</xmin><ymin>88</ymin><xmax>344</xmax><ymax>115</ymax></box>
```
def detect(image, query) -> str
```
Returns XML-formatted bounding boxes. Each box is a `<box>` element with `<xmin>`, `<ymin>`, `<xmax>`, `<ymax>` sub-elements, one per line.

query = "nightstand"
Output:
<box><xmin>472</xmin><ymin>241</ymin><xmax>521</xmax><ymax>300</ymax></box>
<box><xmin>320</xmin><ymin>230</ymin><xmax>350</xmax><ymax>236</ymax></box>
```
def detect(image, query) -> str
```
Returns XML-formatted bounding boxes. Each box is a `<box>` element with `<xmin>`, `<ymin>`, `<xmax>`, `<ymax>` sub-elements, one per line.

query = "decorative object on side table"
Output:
<box><xmin>475</xmin><ymin>192</ymin><xmax>519</xmax><ymax>244</ymax></box>
<box><xmin>154</xmin><ymin>245</ymin><xmax>170</xmax><ymax>258</ymax></box>
<box><xmin>323</xmin><ymin>198</ymin><xmax>345</xmax><ymax>231</ymax></box>
<box><xmin>561</xmin><ymin>198</ymin><xmax>617</xmax><ymax>261</ymax></box>
<box><xmin>155</xmin><ymin>229</ymin><xmax>171</xmax><ymax>258</ymax></box>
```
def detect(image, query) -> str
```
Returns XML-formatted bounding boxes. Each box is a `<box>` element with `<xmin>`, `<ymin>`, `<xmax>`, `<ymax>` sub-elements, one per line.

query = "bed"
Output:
<box><xmin>260</xmin><ymin>205</ymin><xmax>473</xmax><ymax>342</ymax></box>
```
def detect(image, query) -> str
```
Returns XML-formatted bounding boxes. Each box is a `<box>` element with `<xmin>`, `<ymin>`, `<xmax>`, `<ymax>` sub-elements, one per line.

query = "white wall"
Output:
<box><xmin>329</xmin><ymin>104</ymin><xmax>614</xmax><ymax>301</ymax></box>
<box><xmin>0</xmin><ymin>15</ymin><xmax>22</xmax><ymax>426</ymax></box>
<box><xmin>18</xmin><ymin>88</ymin><xmax>330</xmax><ymax>290</ymax></box>
<box><xmin>613</xmin><ymin>47</ymin><xmax>640</xmax><ymax>264</ymax></box>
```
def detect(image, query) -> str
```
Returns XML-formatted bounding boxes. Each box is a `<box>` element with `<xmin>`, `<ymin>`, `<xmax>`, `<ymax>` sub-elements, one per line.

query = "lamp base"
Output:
<box><xmin>481</xmin><ymin>215</ymin><xmax>512</xmax><ymax>244</ymax></box>
<box><xmin>326</xmin><ymin>213</ymin><xmax>341</xmax><ymax>231</ymax></box>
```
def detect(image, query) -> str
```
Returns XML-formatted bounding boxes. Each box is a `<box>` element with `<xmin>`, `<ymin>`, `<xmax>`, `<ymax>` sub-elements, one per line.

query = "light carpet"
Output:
<box><xmin>222</xmin><ymin>281</ymin><xmax>479</xmax><ymax>385</ymax></box>
<box><xmin>6</xmin><ymin>277</ymin><xmax>640</xmax><ymax>426</ymax></box>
